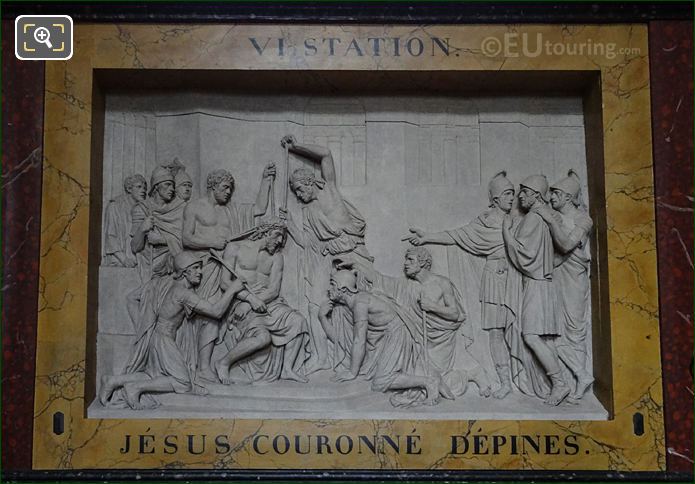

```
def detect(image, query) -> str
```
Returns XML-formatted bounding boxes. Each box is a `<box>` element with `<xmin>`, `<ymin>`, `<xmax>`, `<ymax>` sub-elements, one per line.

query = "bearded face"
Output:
<box><xmin>155</xmin><ymin>180</ymin><xmax>176</xmax><ymax>203</ymax></box>
<box><xmin>327</xmin><ymin>278</ymin><xmax>342</xmax><ymax>303</ymax></box>
<box><xmin>183</xmin><ymin>262</ymin><xmax>203</xmax><ymax>286</ymax></box>
<box><xmin>264</xmin><ymin>229</ymin><xmax>285</xmax><ymax>255</ymax></box>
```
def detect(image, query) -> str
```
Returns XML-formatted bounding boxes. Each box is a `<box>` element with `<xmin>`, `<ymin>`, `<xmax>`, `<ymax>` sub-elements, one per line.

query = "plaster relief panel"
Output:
<box><xmin>91</xmin><ymin>93</ymin><xmax>605</xmax><ymax>421</ymax></box>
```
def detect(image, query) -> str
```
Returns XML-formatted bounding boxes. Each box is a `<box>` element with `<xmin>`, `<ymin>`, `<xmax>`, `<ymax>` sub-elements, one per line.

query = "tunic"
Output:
<box><xmin>131</xmin><ymin>198</ymin><xmax>185</xmax><ymax>281</ymax></box>
<box><xmin>554</xmin><ymin>211</ymin><xmax>593</xmax><ymax>372</ymax></box>
<box><xmin>108</xmin><ymin>276</ymin><xmax>201</xmax><ymax>408</ymax></box>
<box><xmin>102</xmin><ymin>195</ymin><xmax>136</xmax><ymax>267</ymax></box>
<box><xmin>446</xmin><ymin>209</ymin><xmax>511</xmax><ymax>329</ymax></box>
<box><xmin>299</xmin><ymin>198</ymin><xmax>373</xmax><ymax>369</ymax></box>
<box><xmin>503</xmin><ymin>210</ymin><xmax>556</xmax><ymax>398</ymax></box>
<box><xmin>504</xmin><ymin>211</ymin><xmax>557</xmax><ymax>335</ymax></box>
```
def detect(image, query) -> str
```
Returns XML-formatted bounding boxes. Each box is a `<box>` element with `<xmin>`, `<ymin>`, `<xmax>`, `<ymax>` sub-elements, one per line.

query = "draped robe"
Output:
<box><xmin>364</xmin><ymin>270</ymin><xmax>478</xmax><ymax>399</ymax></box>
<box><xmin>445</xmin><ymin>209</ymin><xmax>513</xmax><ymax>329</ymax></box>
<box><xmin>224</xmin><ymin>281</ymin><xmax>310</xmax><ymax>383</ymax></box>
<box><xmin>103</xmin><ymin>194</ymin><xmax>136</xmax><ymax>267</ymax></box>
<box><xmin>108</xmin><ymin>276</ymin><xmax>199</xmax><ymax>408</ymax></box>
<box><xmin>504</xmin><ymin>210</ymin><xmax>556</xmax><ymax>398</ymax></box>
<box><xmin>177</xmin><ymin>201</ymin><xmax>256</xmax><ymax>374</ymax></box>
<box><xmin>299</xmin><ymin>198</ymin><xmax>373</xmax><ymax>370</ymax></box>
<box><xmin>131</xmin><ymin>198</ymin><xmax>185</xmax><ymax>282</ymax></box>
<box><xmin>554</xmin><ymin>211</ymin><xmax>593</xmax><ymax>376</ymax></box>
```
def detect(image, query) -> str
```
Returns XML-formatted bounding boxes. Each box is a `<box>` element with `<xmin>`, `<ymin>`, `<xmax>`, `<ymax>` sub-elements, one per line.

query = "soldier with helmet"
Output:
<box><xmin>175</xmin><ymin>169</ymin><xmax>194</xmax><ymax>203</ymax></box>
<box><xmin>535</xmin><ymin>170</ymin><xmax>594</xmax><ymax>403</ymax></box>
<box><xmin>131</xmin><ymin>166</ymin><xmax>186</xmax><ymax>282</ymax></box>
<box><xmin>502</xmin><ymin>174</ymin><xmax>570</xmax><ymax>406</ymax></box>
<box><xmin>99</xmin><ymin>252</ymin><xmax>244</xmax><ymax>410</ymax></box>
<box><xmin>403</xmin><ymin>171</ymin><xmax>517</xmax><ymax>399</ymax></box>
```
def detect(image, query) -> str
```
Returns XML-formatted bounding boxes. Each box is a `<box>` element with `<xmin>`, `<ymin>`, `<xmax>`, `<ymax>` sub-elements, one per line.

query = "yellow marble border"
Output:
<box><xmin>34</xmin><ymin>24</ymin><xmax>663</xmax><ymax>471</ymax></box>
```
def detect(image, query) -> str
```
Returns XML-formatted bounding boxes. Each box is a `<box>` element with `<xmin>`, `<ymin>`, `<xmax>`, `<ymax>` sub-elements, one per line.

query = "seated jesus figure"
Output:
<box><xmin>214</xmin><ymin>218</ymin><xmax>310</xmax><ymax>384</ymax></box>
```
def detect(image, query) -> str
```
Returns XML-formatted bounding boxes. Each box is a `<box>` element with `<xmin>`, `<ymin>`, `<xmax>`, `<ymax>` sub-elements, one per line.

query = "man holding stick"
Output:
<box><xmin>279</xmin><ymin>134</ymin><xmax>373</xmax><ymax>372</ymax></box>
<box><xmin>180</xmin><ymin>164</ymin><xmax>276</xmax><ymax>382</ymax></box>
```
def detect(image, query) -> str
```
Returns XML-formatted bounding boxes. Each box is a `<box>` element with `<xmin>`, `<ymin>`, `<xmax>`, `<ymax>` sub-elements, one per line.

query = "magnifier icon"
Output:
<box><xmin>33</xmin><ymin>27</ymin><xmax>53</xmax><ymax>49</ymax></box>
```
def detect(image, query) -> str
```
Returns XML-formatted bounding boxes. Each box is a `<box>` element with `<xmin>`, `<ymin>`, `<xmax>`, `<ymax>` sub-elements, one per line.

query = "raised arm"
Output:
<box><xmin>279</xmin><ymin>207</ymin><xmax>305</xmax><ymax>249</ymax></box>
<box><xmin>402</xmin><ymin>227</ymin><xmax>455</xmax><ymax>246</ymax></box>
<box><xmin>282</xmin><ymin>135</ymin><xmax>336</xmax><ymax>184</ymax></box>
<box><xmin>538</xmin><ymin>209</ymin><xmax>592</xmax><ymax>255</ymax></box>
<box><xmin>253</xmin><ymin>163</ymin><xmax>276</xmax><ymax>217</ymax></box>
<box><xmin>335</xmin><ymin>297</ymin><xmax>369</xmax><ymax>381</ymax></box>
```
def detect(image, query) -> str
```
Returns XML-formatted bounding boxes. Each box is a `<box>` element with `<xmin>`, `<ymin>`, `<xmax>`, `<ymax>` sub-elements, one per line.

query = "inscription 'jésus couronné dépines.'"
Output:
<box><xmin>248</xmin><ymin>36</ymin><xmax>456</xmax><ymax>57</ymax></box>
<box><xmin>119</xmin><ymin>431</ymin><xmax>582</xmax><ymax>457</ymax></box>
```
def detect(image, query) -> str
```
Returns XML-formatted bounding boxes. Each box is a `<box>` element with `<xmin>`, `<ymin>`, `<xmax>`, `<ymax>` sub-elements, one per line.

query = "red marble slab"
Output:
<box><xmin>649</xmin><ymin>20</ymin><xmax>695</xmax><ymax>474</ymax></box>
<box><xmin>1</xmin><ymin>19</ymin><xmax>44</xmax><ymax>471</ymax></box>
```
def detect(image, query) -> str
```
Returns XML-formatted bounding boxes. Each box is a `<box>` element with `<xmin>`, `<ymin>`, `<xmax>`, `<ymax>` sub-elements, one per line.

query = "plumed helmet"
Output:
<box><xmin>175</xmin><ymin>169</ymin><xmax>193</xmax><ymax>186</ymax></box>
<box><xmin>162</xmin><ymin>157</ymin><xmax>185</xmax><ymax>177</ymax></box>
<box><xmin>331</xmin><ymin>269</ymin><xmax>358</xmax><ymax>293</ymax></box>
<box><xmin>550</xmin><ymin>169</ymin><xmax>582</xmax><ymax>205</ymax></box>
<box><xmin>488</xmin><ymin>171</ymin><xmax>514</xmax><ymax>206</ymax></box>
<box><xmin>150</xmin><ymin>166</ymin><xmax>174</xmax><ymax>189</ymax></box>
<box><xmin>519</xmin><ymin>174</ymin><xmax>549</xmax><ymax>202</ymax></box>
<box><xmin>173</xmin><ymin>251</ymin><xmax>200</xmax><ymax>277</ymax></box>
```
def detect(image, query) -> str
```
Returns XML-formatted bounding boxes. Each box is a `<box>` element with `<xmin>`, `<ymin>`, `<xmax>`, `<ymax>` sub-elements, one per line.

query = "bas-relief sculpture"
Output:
<box><xmin>92</xmin><ymin>95</ymin><xmax>605</xmax><ymax>420</ymax></box>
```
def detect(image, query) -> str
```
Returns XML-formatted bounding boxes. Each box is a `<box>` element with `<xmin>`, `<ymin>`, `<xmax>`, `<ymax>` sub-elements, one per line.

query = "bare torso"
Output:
<box><xmin>184</xmin><ymin>199</ymin><xmax>233</xmax><ymax>249</ymax></box>
<box><xmin>350</xmin><ymin>293</ymin><xmax>397</xmax><ymax>327</ymax></box>
<box><xmin>157</xmin><ymin>285</ymin><xmax>194</xmax><ymax>332</ymax></box>
<box><xmin>231</xmin><ymin>242</ymin><xmax>275</xmax><ymax>288</ymax></box>
<box><xmin>420</xmin><ymin>276</ymin><xmax>447</xmax><ymax>304</ymax></box>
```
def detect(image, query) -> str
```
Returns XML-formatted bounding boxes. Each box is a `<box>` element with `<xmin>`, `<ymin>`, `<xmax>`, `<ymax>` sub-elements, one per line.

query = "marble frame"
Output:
<box><xmin>34</xmin><ymin>24</ymin><xmax>663</xmax><ymax>474</ymax></box>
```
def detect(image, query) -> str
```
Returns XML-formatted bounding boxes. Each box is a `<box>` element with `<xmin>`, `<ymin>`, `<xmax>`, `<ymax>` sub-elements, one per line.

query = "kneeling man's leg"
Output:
<box><xmin>215</xmin><ymin>327</ymin><xmax>271</xmax><ymax>384</ymax></box>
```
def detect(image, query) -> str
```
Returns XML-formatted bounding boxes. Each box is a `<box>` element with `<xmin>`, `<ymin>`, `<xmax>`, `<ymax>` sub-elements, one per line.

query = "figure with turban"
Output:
<box><xmin>175</xmin><ymin>169</ymin><xmax>193</xmax><ymax>203</ymax></box>
<box><xmin>130</xmin><ymin>166</ymin><xmax>186</xmax><ymax>282</ymax></box>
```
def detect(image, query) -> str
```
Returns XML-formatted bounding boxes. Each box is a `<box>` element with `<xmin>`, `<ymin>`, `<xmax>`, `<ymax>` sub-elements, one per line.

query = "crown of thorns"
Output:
<box><xmin>249</xmin><ymin>218</ymin><xmax>287</xmax><ymax>240</ymax></box>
